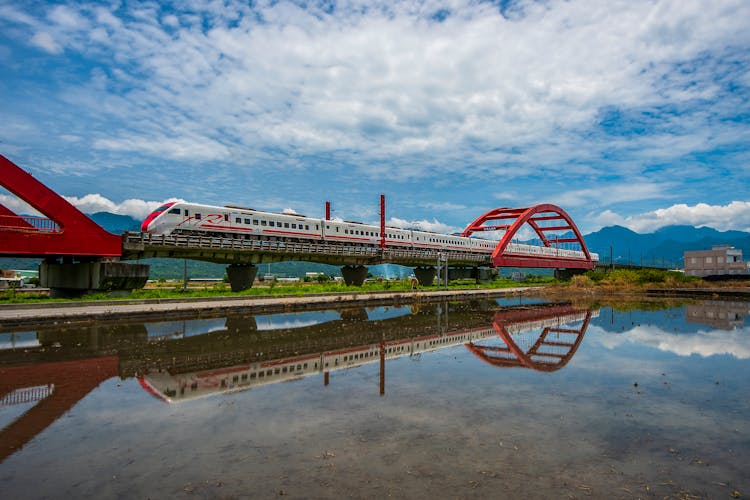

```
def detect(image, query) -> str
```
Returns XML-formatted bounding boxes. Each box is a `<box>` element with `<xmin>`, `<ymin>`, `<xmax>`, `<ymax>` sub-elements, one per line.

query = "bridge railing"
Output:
<box><xmin>123</xmin><ymin>232</ymin><xmax>492</xmax><ymax>265</ymax></box>
<box><xmin>0</xmin><ymin>215</ymin><xmax>60</xmax><ymax>233</ymax></box>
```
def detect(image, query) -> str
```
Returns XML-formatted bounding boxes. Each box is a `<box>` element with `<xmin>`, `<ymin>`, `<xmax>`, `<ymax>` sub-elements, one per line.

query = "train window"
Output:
<box><xmin>235</xmin><ymin>217</ymin><xmax>242</xmax><ymax>223</ymax></box>
<box><xmin>344</xmin><ymin>229</ymin><xmax>349</xmax><ymax>234</ymax></box>
<box><xmin>184</xmin><ymin>209</ymin><xmax>189</xmax><ymax>216</ymax></box>
<box><xmin>297</xmin><ymin>364</ymin><xmax>302</xmax><ymax>370</ymax></box>
<box><xmin>253</xmin><ymin>219</ymin><xmax>259</xmax><ymax>225</ymax></box>
<box><xmin>284</xmin><ymin>222</ymin><xmax>290</xmax><ymax>228</ymax></box>
<box><xmin>315</xmin><ymin>225</ymin><xmax>319</xmax><ymax>230</ymax></box>
<box><xmin>304</xmin><ymin>363</ymin><xmax>308</xmax><ymax>369</ymax></box>
<box><xmin>326</xmin><ymin>225</ymin><xmax>330</xmax><ymax>230</ymax></box>
<box><xmin>250</xmin><ymin>372</ymin><xmax>256</xmax><ymax>379</ymax></box>
<box><xmin>261</xmin><ymin>220</ymin><xmax>267</xmax><ymax>226</ymax></box>
<box><xmin>259</xmin><ymin>371</ymin><xmax>264</xmax><ymax>378</ymax></box>
<box><xmin>169</xmin><ymin>208</ymin><xmax>180</xmax><ymax>214</ymax></box>
<box><xmin>269</xmin><ymin>221</ymin><xmax>275</xmax><ymax>227</ymax></box>
<box><xmin>195</xmin><ymin>213</ymin><xmax>201</xmax><ymax>220</ymax></box>
<box><xmin>224</xmin><ymin>214</ymin><xmax>229</xmax><ymax>221</ymax></box>
<box><xmin>241</xmin><ymin>374</ymin><xmax>247</xmax><ymax>380</ymax></box>
<box><xmin>292</xmin><ymin>223</ymin><xmax>297</xmax><ymax>229</ymax></box>
<box><xmin>336</xmin><ymin>227</ymin><xmax>339</xmax><ymax>232</ymax></box>
<box><xmin>232</xmin><ymin>375</ymin><xmax>238</xmax><ymax>382</ymax></box>
<box><xmin>306</xmin><ymin>225</ymin><xmax>310</xmax><ymax>230</ymax></box>
<box><xmin>282</xmin><ymin>366</ymin><xmax>288</xmax><ymax>373</ymax></box>
<box><xmin>245</xmin><ymin>218</ymin><xmax>251</xmax><ymax>224</ymax></box>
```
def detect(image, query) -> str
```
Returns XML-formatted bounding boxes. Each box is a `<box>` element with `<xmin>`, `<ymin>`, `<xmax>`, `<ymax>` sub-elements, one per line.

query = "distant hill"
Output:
<box><xmin>583</xmin><ymin>225</ymin><xmax>750</xmax><ymax>266</ymax></box>
<box><xmin>2</xmin><ymin>212</ymin><xmax>749</xmax><ymax>277</ymax></box>
<box><xmin>89</xmin><ymin>212</ymin><xmax>142</xmax><ymax>233</ymax></box>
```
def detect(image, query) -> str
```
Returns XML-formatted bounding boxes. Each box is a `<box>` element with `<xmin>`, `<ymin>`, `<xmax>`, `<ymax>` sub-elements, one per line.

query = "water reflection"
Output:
<box><xmin>0</xmin><ymin>301</ymin><xmax>593</xmax><ymax>462</ymax></box>
<box><xmin>140</xmin><ymin>304</ymin><xmax>596</xmax><ymax>403</ymax></box>
<box><xmin>686</xmin><ymin>300</ymin><xmax>749</xmax><ymax>330</ymax></box>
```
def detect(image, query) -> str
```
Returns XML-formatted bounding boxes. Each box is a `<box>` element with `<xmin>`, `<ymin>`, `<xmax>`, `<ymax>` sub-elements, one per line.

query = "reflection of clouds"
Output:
<box><xmin>255</xmin><ymin>311</ymin><xmax>340</xmax><ymax>331</ymax></box>
<box><xmin>588</xmin><ymin>324</ymin><xmax>750</xmax><ymax>359</ymax></box>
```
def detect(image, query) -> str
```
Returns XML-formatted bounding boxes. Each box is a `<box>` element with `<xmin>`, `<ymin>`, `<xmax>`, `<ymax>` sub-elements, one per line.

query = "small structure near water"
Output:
<box><xmin>684</xmin><ymin>245</ymin><xmax>749</xmax><ymax>278</ymax></box>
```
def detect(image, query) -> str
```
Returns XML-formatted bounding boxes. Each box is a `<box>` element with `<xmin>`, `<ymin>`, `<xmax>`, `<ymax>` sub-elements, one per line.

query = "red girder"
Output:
<box><xmin>462</xmin><ymin>203</ymin><xmax>594</xmax><ymax>269</ymax></box>
<box><xmin>0</xmin><ymin>154</ymin><xmax>122</xmax><ymax>258</ymax></box>
<box><xmin>466</xmin><ymin>307</ymin><xmax>591</xmax><ymax>372</ymax></box>
<box><xmin>0</xmin><ymin>356</ymin><xmax>119</xmax><ymax>463</ymax></box>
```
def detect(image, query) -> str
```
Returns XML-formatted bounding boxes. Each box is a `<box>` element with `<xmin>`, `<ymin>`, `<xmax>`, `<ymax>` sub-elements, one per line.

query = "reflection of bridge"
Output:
<box><xmin>1</xmin><ymin>154</ymin><xmax>596</xmax><ymax>293</ymax></box>
<box><xmin>466</xmin><ymin>305</ymin><xmax>592</xmax><ymax>372</ymax></box>
<box><xmin>0</xmin><ymin>357</ymin><xmax>118</xmax><ymax>463</ymax></box>
<box><xmin>0</xmin><ymin>301</ymin><xmax>596</xmax><ymax>460</ymax></box>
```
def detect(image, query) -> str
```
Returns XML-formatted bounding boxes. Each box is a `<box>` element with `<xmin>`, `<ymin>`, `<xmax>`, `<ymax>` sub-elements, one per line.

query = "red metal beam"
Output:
<box><xmin>0</xmin><ymin>356</ymin><xmax>119</xmax><ymax>463</ymax></box>
<box><xmin>466</xmin><ymin>307</ymin><xmax>591</xmax><ymax>372</ymax></box>
<box><xmin>462</xmin><ymin>204</ymin><xmax>594</xmax><ymax>269</ymax></box>
<box><xmin>0</xmin><ymin>154</ymin><xmax>122</xmax><ymax>258</ymax></box>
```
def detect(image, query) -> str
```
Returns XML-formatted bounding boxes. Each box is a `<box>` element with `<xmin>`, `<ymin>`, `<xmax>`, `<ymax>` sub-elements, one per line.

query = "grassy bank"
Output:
<box><xmin>0</xmin><ymin>277</ymin><xmax>549</xmax><ymax>304</ymax></box>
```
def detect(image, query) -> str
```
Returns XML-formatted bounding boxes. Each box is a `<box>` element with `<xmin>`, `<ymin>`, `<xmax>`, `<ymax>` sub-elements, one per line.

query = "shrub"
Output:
<box><xmin>571</xmin><ymin>275</ymin><xmax>593</xmax><ymax>288</ymax></box>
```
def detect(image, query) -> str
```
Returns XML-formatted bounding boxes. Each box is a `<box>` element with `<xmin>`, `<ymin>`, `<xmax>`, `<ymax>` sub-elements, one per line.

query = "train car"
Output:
<box><xmin>140</xmin><ymin>200</ymin><xmax>598</xmax><ymax>261</ymax></box>
<box><xmin>141</xmin><ymin>201</ymin><xmax>324</xmax><ymax>241</ymax></box>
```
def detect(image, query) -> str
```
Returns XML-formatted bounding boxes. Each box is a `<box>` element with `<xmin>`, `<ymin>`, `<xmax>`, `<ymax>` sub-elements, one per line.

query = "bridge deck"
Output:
<box><xmin>121</xmin><ymin>232</ymin><xmax>494</xmax><ymax>267</ymax></box>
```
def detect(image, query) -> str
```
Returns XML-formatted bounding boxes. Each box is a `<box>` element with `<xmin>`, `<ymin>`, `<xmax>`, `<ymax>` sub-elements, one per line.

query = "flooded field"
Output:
<box><xmin>1</xmin><ymin>297</ymin><xmax>748</xmax><ymax>499</ymax></box>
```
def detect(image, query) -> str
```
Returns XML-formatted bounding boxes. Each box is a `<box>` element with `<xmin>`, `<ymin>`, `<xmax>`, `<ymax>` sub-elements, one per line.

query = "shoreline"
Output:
<box><xmin>2</xmin><ymin>285</ymin><xmax>748</xmax><ymax>329</ymax></box>
<box><xmin>0</xmin><ymin>287</ymin><xmax>534</xmax><ymax>329</ymax></box>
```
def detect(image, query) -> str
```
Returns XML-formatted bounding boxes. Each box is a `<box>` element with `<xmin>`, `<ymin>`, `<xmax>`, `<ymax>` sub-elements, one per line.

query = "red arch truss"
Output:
<box><xmin>466</xmin><ymin>307</ymin><xmax>592</xmax><ymax>372</ymax></box>
<box><xmin>461</xmin><ymin>204</ymin><xmax>594</xmax><ymax>269</ymax></box>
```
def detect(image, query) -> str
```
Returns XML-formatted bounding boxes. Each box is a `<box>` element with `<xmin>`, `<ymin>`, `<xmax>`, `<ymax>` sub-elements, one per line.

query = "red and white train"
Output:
<box><xmin>141</xmin><ymin>201</ymin><xmax>598</xmax><ymax>260</ymax></box>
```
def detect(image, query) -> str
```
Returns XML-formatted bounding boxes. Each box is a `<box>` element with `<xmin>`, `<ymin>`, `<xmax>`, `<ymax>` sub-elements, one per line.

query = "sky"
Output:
<box><xmin>1</xmin><ymin>0</ymin><xmax>749</xmax><ymax>235</ymax></box>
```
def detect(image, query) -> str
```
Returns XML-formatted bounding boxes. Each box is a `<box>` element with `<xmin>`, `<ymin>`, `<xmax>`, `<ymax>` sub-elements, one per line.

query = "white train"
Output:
<box><xmin>137</xmin><ymin>309</ymin><xmax>599</xmax><ymax>403</ymax></box>
<box><xmin>141</xmin><ymin>201</ymin><xmax>598</xmax><ymax>261</ymax></box>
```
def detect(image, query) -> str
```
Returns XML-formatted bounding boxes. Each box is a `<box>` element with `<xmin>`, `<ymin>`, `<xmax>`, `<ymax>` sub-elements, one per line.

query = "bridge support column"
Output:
<box><xmin>554</xmin><ymin>268</ymin><xmax>587</xmax><ymax>280</ymax></box>
<box><xmin>226</xmin><ymin>264</ymin><xmax>258</xmax><ymax>292</ymax></box>
<box><xmin>40</xmin><ymin>260</ymin><xmax>149</xmax><ymax>298</ymax></box>
<box><xmin>447</xmin><ymin>267</ymin><xmax>498</xmax><ymax>284</ymax></box>
<box><xmin>413</xmin><ymin>266</ymin><xmax>437</xmax><ymax>286</ymax></box>
<box><xmin>341</xmin><ymin>265</ymin><xmax>368</xmax><ymax>286</ymax></box>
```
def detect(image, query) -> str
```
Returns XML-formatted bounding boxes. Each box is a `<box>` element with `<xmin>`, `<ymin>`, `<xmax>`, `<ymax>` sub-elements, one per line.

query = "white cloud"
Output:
<box><xmin>385</xmin><ymin>216</ymin><xmax>461</xmax><ymax>234</ymax></box>
<box><xmin>62</xmin><ymin>194</ymin><xmax>183</xmax><ymax>219</ymax></box>
<box><xmin>589</xmin><ymin>324</ymin><xmax>750</xmax><ymax>360</ymax></box>
<box><xmin>592</xmin><ymin>201</ymin><xmax>750</xmax><ymax>232</ymax></box>
<box><xmin>5</xmin><ymin>0</ymin><xmax>748</xmax><ymax>177</ymax></box>
<box><xmin>549</xmin><ymin>182</ymin><xmax>673</xmax><ymax>208</ymax></box>
<box><xmin>1</xmin><ymin>191</ymin><xmax>175</xmax><ymax>219</ymax></box>
<box><xmin>0</xmin><ymin>194</ymin><xmax>40</xmax><ymax>216</ymax></box>
<box><xmin>30</xmin><ymin>32</ymin><xmax>62</xmax><ymax>54</ymax></box>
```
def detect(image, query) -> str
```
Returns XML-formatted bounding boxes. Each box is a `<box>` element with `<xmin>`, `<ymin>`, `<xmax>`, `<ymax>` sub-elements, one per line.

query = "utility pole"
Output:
<box><xmin>379</xmin><ymin>194</ymin><xmax>386</xmax><ymax>249</ymax></box>
<box><xmin>182</xmin><ymin>259</ymin><xmax>187</xmax><ymax>291</ymax></box>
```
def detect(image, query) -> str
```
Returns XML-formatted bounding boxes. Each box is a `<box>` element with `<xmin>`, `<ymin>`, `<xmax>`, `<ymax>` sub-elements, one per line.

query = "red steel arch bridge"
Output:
<box><xmin>0</xmin><ymin>154</ymin><xmax>596</xmax><ymax>294</ymax></box>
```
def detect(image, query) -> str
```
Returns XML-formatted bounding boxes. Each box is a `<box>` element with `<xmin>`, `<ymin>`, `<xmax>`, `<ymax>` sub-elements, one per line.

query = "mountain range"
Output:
<box><xmin>2</xmin><ymin>213</ymin><xmax>748</xmax><ymax>278</ymax></box>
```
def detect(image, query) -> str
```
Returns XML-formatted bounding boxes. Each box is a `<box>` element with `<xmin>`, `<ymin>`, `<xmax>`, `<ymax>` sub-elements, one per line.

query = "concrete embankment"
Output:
<box><xmin>0</xmin><ymin>287</ymin><xmax>533</xmax><ymax>328</ymax></box>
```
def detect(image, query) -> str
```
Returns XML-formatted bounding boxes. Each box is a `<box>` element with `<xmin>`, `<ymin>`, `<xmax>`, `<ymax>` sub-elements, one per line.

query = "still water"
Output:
<box><xmin>1</xmin><ymin>298</ymin><xmax>748</xmax><ymax>499</ymax></box>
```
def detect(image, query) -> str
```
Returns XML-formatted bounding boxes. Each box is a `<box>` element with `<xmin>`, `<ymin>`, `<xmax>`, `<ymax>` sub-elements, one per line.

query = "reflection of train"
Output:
<box><xmin>138</xmin><ymin>308</ymin><xmax>597</xmax><ymax>403</ymax></box>
<box><xmin>140</xmin><ymin>201</ymin><xmax>598</xmax><ymax>260</ymax></box>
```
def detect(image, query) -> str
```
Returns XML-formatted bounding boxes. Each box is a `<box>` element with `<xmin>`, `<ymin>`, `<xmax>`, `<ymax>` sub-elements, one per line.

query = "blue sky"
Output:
<box><xmin>1</xmin><ymin>0</ymin><xmax>749</xmax><ymax>234</ymax></box>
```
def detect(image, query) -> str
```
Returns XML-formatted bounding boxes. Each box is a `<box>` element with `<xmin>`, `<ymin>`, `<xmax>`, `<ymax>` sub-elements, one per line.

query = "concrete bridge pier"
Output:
<box><xmin>341</xmin><ymin>265</ymin><xmax>368</xmax><ymax>286</ymax></box>
<box><xmin>226</xmin><ymin>264</ymin><xmax>258</xmax><ymax>292</ymax></box>
<box><xmin>413</xmin><ymin>266</ymin><xmax>437</xmax><ymax>286</ymax></box>
<box><xmin>40</xmin><ymin>260</ymin><xmax>150</xmax><ymax>298</ymax></box>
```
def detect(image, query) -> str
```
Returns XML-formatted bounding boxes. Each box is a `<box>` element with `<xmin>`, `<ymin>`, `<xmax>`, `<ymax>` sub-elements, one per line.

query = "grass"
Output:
<box><xmin>0</xmin><ymin>277</ymin><xmax>542</xmax><ymax>304</ymax></box>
